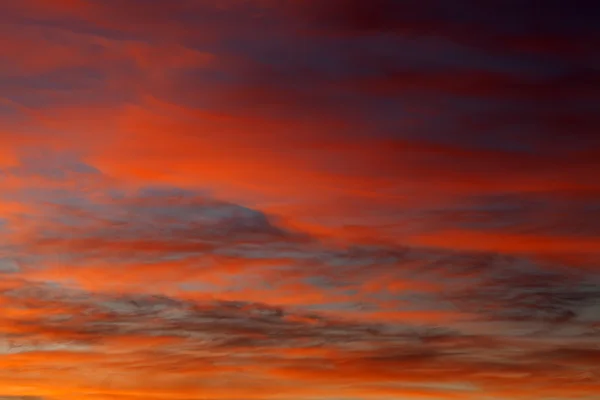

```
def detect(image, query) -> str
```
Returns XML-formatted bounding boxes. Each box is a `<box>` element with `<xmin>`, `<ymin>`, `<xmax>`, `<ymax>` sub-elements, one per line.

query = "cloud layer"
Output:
<box><xmin>0</xmin><ymin>1</ymin><xmax>598</xmax><ymax>399</ymax></box>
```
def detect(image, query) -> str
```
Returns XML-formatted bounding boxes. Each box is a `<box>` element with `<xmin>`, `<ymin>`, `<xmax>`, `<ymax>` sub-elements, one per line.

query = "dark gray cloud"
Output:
<box><xmin>446</xmin><ymin>268</ymin><xmax>600</xmax><ymax>328</ymax></box>
<box><xmin>9</xmin><ymin>186</ymin><xmax>307</xmax><ymax>267</ymax></box>
<box><xmin>197</xmin><ymin>0</ymin><xmax>600</xmax><ymax>156</ymax></box>
<box><xmin>2</xmin><ymin>282</ymin><xmax>424</xmax><ymax>350</ymax></box>
<box><xmin>0</xmin><ymin>259</ymin><xmax>20</xmax><ymax>274</ymax></box>
<box><xmin>3</xmin><ymin>149</ymin><xmax>101</xmax><ymax>181</ymax></box>
<box><xmin>2</xmin><ymin>276</ymin><xmax>599</xmax><ymax>392</ymax></box>
<box><xmin>292</xmin><ymin>0</ymin><xmax>599</xmax><ymax>51</ymax></box>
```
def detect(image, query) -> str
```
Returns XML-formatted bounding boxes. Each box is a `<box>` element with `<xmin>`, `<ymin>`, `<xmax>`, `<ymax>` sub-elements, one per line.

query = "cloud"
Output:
<box><xmin>446</xmin><ymin>268</ymin><xmax>600</xmax><ymax>327</ymax></box>
<box><xmin>1</xmin><ymin>279</ymin><xmax>598</xmax><ymax>399</ymax></box>
<box><xmin>0</xmin><ymin>397</ymin><xmax>46</xmax><ymax>400</ymax></box>
<box><xmin>288</xmin><ymin>0</ymin><xmax>599</xmax><ymax>55</ymax></box>
<box><xmin>1</xmin><ymin>1</ymin><xmax>599</xmax><ymax>399</ymax></box>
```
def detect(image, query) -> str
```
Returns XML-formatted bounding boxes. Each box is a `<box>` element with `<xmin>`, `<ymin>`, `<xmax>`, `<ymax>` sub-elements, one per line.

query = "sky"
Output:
<box><xmin>0</xmin><ymin>1</ymin><xmax>599</xmax><ymax>399</ymax></box>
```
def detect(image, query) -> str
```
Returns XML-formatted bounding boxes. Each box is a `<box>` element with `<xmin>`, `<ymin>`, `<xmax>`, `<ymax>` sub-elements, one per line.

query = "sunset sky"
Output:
<box><xmin>1</xmin><ymin>1</ymin><xmax>599</xmax><ymax>399</ymax></box>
